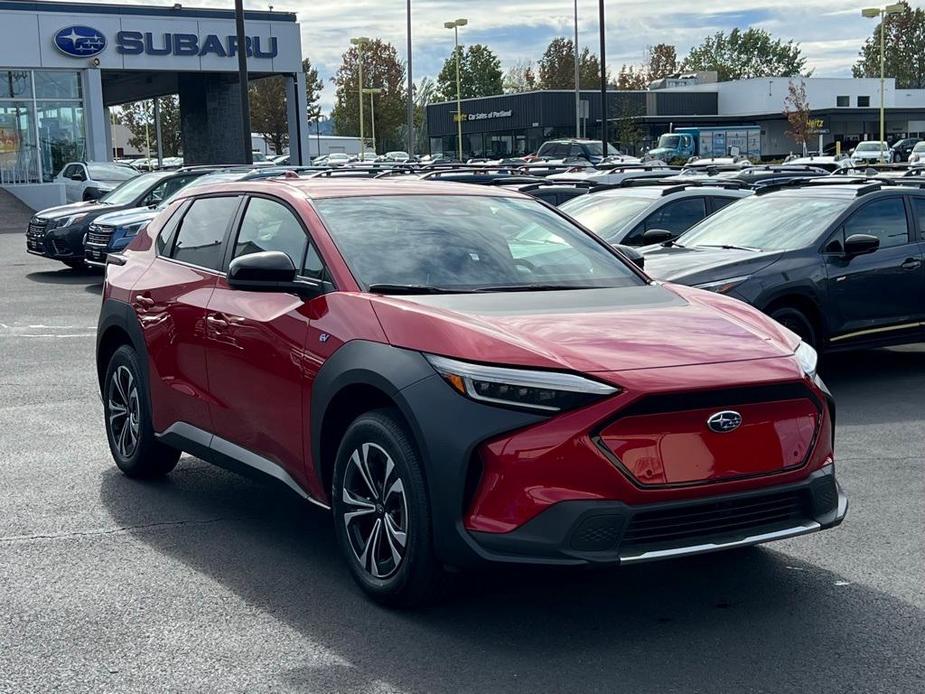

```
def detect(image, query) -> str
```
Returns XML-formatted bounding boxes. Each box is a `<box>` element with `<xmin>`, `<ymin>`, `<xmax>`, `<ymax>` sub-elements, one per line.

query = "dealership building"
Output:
<box><xmin>426</xmin><ymin>75</ymin><xmax>925</xmax><ymax>160</ymax></box>
<box><xmin>0</xmin><ymin>0</ymin><xmax>308</xmax><ymax>208</ymax></box>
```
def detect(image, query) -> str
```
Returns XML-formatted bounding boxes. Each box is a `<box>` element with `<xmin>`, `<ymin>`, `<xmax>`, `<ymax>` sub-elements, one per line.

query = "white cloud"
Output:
<box><xmin>74</xmin><ymin>0</ymin><xmax>884</xmax><ymax>109</ymax></box>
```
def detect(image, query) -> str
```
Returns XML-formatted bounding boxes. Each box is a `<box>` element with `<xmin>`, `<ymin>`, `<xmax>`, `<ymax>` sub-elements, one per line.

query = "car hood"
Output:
<box><xmin>640</xmin><ymin>245</ymin><xmax>782</xmax><ymax>285</ymax></box>
<box><xmin>369</xmin><ymin>284</ymin><xmax>798</xmax><ymax>373</ymax></box>
<box><xmin>94</xmin><ymin>206</ymin><xmax>157</xmax><ymax>227</ymax></box>
<box><xmin>36</xmin><ymin>200</ymin><xmax>112</xmax><ymax>220</ymax></box>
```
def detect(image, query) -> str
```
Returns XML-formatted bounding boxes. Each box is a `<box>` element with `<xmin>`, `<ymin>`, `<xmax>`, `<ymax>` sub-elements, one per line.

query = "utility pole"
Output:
<box><xmin>234</xmin><ymin>0</ymin><xmax>253</xmax><ymax>164</ymax></box>
<box><xmin>599</xmin><ymin>0</ymin><xmax>607</xmax><ymax>154</ymax></box>
<box><xmin>574</xmin><ymin>0</ymin><xmax>580</xmax><ymax>138</ymax></box>
<box><xmin>406</xmin><ymin>0</ymin><xmax>414</xmax><ymax>155</ymax></box>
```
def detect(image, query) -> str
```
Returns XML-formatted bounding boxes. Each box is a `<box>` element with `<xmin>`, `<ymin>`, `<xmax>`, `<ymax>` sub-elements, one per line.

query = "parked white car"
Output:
<box><xmin>850</xmin><ymin>141</ymin><xmax>893</xmax><ymax>164</ymax></box>
<box><xmin>908</xmin><ymin>141</ymin><xmax>925</xmax><ymax>165</ymax></box>
<box><xmin>55</xmin><ymin>162</ymin><xmax>139</xmax><ymax>202</ymax></box>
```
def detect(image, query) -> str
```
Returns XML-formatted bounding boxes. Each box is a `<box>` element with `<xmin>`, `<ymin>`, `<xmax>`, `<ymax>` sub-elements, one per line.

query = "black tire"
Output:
<box><xmin>103</xmin><ymin>345</ymin><xmax>179</xmax><ymax>478</ymax></box>
<box><xmin>332</xmin><ymin>409</ymin><xmax>446</xmax><ymax>607</ymax></box>
<box><xmin>770</xmin><ymin>306</ymin><xmax>818</xmax><ymax>350</ymax></box>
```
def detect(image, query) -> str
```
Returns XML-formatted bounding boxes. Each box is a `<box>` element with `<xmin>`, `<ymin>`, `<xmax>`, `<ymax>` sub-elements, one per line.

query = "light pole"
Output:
<box><xmin>350</xmin><ymin>37</ymin><xmax>370</xmax><ymax>155</ymax></box>
<box><xmin>862</xmin><ymin>3</ymin><xmax>903</xmax><ymax>162</ymax></box>
<box><xmin>234</xmin><ymin>0</ymin><xmax>252</xmax><ymax>164</ymax></box>
<box><xmin>406</xmin><ymin>0</ymin><xmax>414</xmax><ymax>155</ymax></box>
<box><xmin>574</xmin><ymin>0</ymin><xmax>580</xmax><ymax>138</ymax></box>
<box><xmin>363</xmin><ymin>87</ymin><xmax>383</xmax><ymax>155</ymax></box>
<box><xmin>444</xmin><ymin>18</ymin><xmax>467</xmax><ymax>160</ymax></box>
<box><xmin>598</xmin><ymin>0</ymin><xmax>607</xmax><ymax>155</ymax></box>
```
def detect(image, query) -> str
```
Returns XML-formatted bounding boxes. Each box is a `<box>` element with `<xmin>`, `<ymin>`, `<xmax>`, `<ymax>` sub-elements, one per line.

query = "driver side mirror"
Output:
<box><xmin>642</xmin><ymin>228</ymin><xmax>675</xmax><ymax>245</ymax></box>
<box><xmin>843</xmin><ymin>233</ymin><xmax>880</xmax><ymax>257</ymax></box>
<box><xmin>228</xmin><ymin>251</ymin><xmax>298</xmax><ymax>292</ymax></box>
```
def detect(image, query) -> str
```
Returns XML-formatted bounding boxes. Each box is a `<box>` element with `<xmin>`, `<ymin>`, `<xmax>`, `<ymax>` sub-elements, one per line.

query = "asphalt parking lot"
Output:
<box><xmin>1</xmin><ymin>230</ymin><xmax>923</xmax><ymax>693</ymax></box>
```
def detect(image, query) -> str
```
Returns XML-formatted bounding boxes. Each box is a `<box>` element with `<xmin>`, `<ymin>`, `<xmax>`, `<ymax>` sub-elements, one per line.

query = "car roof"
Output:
<box><xmin>588</xmin><ymin>183</ymin><xmax>750</xmax><ymax>200</ymax></box>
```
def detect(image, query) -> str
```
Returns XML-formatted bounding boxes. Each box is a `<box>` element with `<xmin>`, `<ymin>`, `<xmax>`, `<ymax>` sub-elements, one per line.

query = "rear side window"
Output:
<box><xmin>843</xmin><ymin>198</ymin><xmax>909</xmax><ymax>249</ymax></box>
<box><xmin>171</xmin><ymin>196</ymin><xmax>240</xmax><ymax>270</ymax></box>
<box><xmin>912</xmin><ymin>198</ymin><xmax>925</xmax><ymax>239</ymax></box>
<box><xmin>710</xmin><ymin>195</ymin><xmax>738</xmax><ymax>213</ymax></box>
<box><xmin>232</xmin><ymin>197</ymin><xmax>307</xmax><ymax>268</ymax></box>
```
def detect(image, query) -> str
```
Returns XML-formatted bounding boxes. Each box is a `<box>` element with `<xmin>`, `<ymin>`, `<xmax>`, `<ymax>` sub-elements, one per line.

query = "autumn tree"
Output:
<box><xmin>784</xmin><ymin>79</ymin><xmax>813</xmax><ymax>155</ymax></box>
<box><xmin>614</xmin><ymin>65</ymin><xmax>648</xmax><ymax>90</ymax></box>
<box><xmin>853</xmin><ymin>1</ymin><xmax>925</xmax><ymax>88</ymax></box>
<box><xmin>682</xmin><ymin>28</ymin><xmax>808</xmax><ymax>80</ymax></box>
<box><xmin>538</xmin><ymin>38</ymin><xmax>602</xmax><ymax>89</ymax></box>
<box><xmin>249</xmin><ymin>76</ymin><xmax>288</xmax><ymax>154</ymax></box>
<box><xmin>503</xmin><ymin>60</ymin><xmax>537</xmax><ymax>93</ymax></box>
<box><xmin>120</xmin><ymin>95</ymin><xmax>182</xmax><ymax>157</ymax></box>
<box><xmin>436</xmin><ymin>44</ymin><xmax>503</xmax><ymax>100</ymax></box>
<box><xmin>331</xmin><ymin>39</ymin><xmax>407</xmax><ymax>150</ymax></box>
<box><xmin>613</xmin><ymin>96</ymin><xmax>644</xmax><ymax>154</ymax></box>
<box><xmin>646</xmin><ymin>44</ymin><xmax>679</xmax><ymax>81</ymax></box>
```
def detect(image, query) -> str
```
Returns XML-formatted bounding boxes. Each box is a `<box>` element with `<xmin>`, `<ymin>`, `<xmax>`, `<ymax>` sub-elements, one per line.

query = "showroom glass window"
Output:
<box><xmin>0</xmin><ymin>69</ymin><xmax>85</xmax><ymax>184</ymax></box>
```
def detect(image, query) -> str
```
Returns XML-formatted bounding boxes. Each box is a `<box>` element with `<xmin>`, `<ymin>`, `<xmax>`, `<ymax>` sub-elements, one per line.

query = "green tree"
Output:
<box><xmin>853</xmin><ymin>1</ymin><xmax>925</xmax><ymax>88</ymax></box>
<box><xmin>331</xmin><ymin>39</ymin><xmax>407</xmax><ymax>150</ymax></box>
<box><xmin>302</xmin><ymin>57</ymin><xmax>323</xmax><ymax>116</ymax></box>
<box><xmin>120</xmin><ymin>95</ymin><xmax>182</xmax><ymax>157</ymax></box>
<box><xmin>682</xmin><ymin>28</ymin><xmax>808</xmax><ymax>81</ymax></box>
<box><xmin>645</xmin><ymin>44</ymin><xmax>679</xmax><ymax>81</ymax></box>
<box><xmin>614</xmin><ymin>65</ymin><xmax>648</xmax><ymax>90</ymax></box>
<box><xmin>503</xmin><ymin>60</ymin><xmax>537</xmax><ymax>93</ymax></box>
<box><xmin>249</xmin><ymin>76</ymin><xmax>288</xmax><ymax>154</ymax></box>
<box><xmin>538</xmin><ymin>37</ymin><xmax>601</xmax><ymax>89</ymax></box>
<box><xmin>435</xmin><ymin>44</ymin><xmax>503</xmax><ymax>100</ymax></box>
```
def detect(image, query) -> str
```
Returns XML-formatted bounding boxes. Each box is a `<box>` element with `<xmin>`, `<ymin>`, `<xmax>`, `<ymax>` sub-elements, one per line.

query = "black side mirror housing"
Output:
<box><xmin>228</xmin><ymin>251</ymin><xmax>307</xmax><ymax>293</ymax></box>
<box><xmin>613</xmin><ymin>244</ymin><xmax>645</xmax><ymax>270</ymax></box>
<box><xmin>642</xmin><ymin>228</ymin><xmax>675</xmax><ymax>245</ymax></box>
<box><xmin>844</xmin><ymin>233</ymin><xmax>880</xmax><ymax>257</ymax></box>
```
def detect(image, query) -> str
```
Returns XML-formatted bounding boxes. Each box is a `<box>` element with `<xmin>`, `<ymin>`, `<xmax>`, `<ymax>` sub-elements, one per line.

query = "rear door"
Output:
<box><xmin>823</xmin><ymin>195</ymin><xmax>924</xmax><ymax>346</ymax></box>
<box><xmin>132</xmin><ymin>194</ymin><xmax>242</xmax><ymax>434</ymax></box>
<box><xmin>205</xmin><ymin>195</ymin><xmax>321</xmax><ymax>484</ymax></box>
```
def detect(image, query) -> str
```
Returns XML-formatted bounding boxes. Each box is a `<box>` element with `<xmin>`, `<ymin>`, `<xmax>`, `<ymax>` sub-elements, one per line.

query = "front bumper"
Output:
<box><xmin>25</xmin><ymin>222</ymin><xmax>87</xmax><ymax>260</ymax></box>
<box><xmin>469</xmin><ymin>466</ymin><xmax>846</xmax><ymax>566</ymax></box>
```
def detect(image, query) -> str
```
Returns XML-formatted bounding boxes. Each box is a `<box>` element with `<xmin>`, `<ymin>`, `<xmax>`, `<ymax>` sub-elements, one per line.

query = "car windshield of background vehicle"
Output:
<box><xmin>854</xmin><ymin>142</ymin><xmax>887</xmax><ymax>152</ymax></box>
<box><xmin>100</xmin><ymin>173</ymin><xmax>164</xmax><ymax>206</ymax></box>
<box><xmin>559</xmin><ymin>193</ymin><xmax>656</xmax><ymax>238</ymax></box>
<box><xmin>87</xmin><ymin>163</ymin><xmax>138</xmax><ymax>182</ymax></box>
<box><xmin>678</xmin><ymin>195</ymin><xmax>854</xmax><ymax>251</ymax></box>
<box><xmin>314</xmin><ymin>195</ymin><xmax>643</xmax><ymax>293</ymax></box>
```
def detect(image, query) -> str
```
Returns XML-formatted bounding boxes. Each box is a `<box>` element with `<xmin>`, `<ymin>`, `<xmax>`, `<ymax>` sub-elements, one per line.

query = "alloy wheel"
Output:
<box><xmin>341</xmin><ymin>442</ymin><xmax>409</xmax><ymax>579</ymax></box>
<box><xmin>108</xmin><ymin>365</ymin><xmax>140</xmax><ymax>460</ymax></box>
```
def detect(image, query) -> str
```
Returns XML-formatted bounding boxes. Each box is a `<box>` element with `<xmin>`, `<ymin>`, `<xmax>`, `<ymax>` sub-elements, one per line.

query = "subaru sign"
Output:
<box><xmin>54</xmin><ymin>26</ymin><xmax>106</xmax><ymax>58</ymax></box>
<box><xmin>116</xmin><ymin>32</ymin><xmax>278</xmax><ymax>59</ymax></box>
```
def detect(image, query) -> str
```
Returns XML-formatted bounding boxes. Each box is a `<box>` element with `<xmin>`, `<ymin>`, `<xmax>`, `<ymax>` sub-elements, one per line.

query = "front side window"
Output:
<box><xmin>101</xmin><ymin>173</ymin><xmax>164</xmax><ymax>206</ymax></box>
<box><xmin>843</xmin><ymin>198</ymin><xmax>909</xmax><ymax>249</ymax></box>
<box><xmin>171</xmin><ymin>196</ymin><xmax>240</xmax><ymax>270</ymax></box>
<box><xmin>644</xmin><ymin>197</ymin><xmax>707</xmax><ymax>234</ymax></box>
<box><xmin>314</xmin><ymin>194</ymin><xmax>642</xmax><ymax>292</ymax></box>
<box><xmin>233</xmin><ymin>197</ymin><xmax>307</xmax><ymax>268</ymax></box>
<box><xmin>560</xmin><ymin>192</ymin><xmax>657</xmax><ymax>242</ymax></box>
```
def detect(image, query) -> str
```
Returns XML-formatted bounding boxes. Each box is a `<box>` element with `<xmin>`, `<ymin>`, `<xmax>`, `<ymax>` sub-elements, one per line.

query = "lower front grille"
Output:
<box><xmin>27</xmin><ymin>220</ymin><xmax>48</xmax><ymax>238</ymax></box>
<box><xmin>621</xmin><ymin>490</ymin><xmax>809</xmax><ymax>551</ymax></box>
<box><xmin>86</xmin><ymin>225</ymin><xmax>113</xmax><ymax>246</ymax></box>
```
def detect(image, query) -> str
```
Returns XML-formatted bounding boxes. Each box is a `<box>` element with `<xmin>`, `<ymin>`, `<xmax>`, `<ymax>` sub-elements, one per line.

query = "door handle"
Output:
<box><xmin>133</xmin><ymin>295</ymin><xmax>155</xmax><ymax>308</ymax></box>
<box><xmin>206</xmin><ymin>314</ymin><xmax>229</xmax><ymax>329</ymax></box>
<box><xmin>900</xmin><ymin>258</ymin><xmax>922</xmax><ymax>270</ymax></box>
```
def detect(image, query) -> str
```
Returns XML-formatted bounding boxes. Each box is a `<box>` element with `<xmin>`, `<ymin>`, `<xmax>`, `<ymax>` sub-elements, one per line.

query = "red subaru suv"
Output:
<box><xmin>96</xmin><ymin>178</ymin><xmax>847</xmax><ymax>605</ymax></box>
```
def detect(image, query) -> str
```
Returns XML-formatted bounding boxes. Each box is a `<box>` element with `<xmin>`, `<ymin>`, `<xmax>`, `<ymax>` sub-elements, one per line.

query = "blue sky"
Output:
<box><xmin>80</xmin><ymin>0</ymin><xmax>887</xmax><ymax>111</ymax></box>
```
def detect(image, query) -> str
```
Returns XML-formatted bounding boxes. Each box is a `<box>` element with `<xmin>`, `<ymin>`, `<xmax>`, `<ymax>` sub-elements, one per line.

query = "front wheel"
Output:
<box><xmin>103</xmin><ymin>345</ymin><xmax>179</xmax><ymax>478</ymax></box>
<box><xmin>770</xmin><ymin>306</ymin><xmax>818</xmax><ymax>350</ymax></box>
<box><xmin>332</xmin><ymin>409</ymin><xmax>446</xmax><ymax>607</ymax></box>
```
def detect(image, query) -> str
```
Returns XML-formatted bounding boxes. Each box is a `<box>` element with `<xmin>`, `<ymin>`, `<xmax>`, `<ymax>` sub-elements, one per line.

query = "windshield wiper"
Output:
<box><xmin>696</xmin><ymin>244</ymin><xmax>762</xmax><ymax>252</ymax></box>
<box><xmin>472</xmin><ymin>284</ymin><xmax>606</xmax><ymax>293</ymax></box>
<box><xmin>367</xmin><ymin>283</ymin><xmax>476</xmax><ymax>295</ymax></box>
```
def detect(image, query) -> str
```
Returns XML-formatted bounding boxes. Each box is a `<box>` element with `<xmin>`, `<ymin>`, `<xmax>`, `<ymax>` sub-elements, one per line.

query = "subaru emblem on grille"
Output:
<box><xmin>707</xmin><ymin>410</ymin><xmax>742</xmax><ymax>433</ymax></box>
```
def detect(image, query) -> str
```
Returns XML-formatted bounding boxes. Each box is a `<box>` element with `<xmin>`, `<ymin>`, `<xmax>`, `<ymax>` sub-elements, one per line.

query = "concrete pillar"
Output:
<box><xmin>178</xmin><ymin>73</ymin><xmax>248</xmax><ymax>165</ymax></box>
<box><xmin>286</xmin><ymin>72</ymin><xmax>310</xmax><ymax>165</ymax></box>
<box><xmin>83</xmin><ymin>69</ymin><xmax>109</xmax><ymax>162</ymax></box>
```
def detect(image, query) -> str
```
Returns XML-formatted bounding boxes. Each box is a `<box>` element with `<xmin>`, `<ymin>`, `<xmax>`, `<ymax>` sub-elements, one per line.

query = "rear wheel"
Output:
<box><xmin>103</xmin><ymin>345</ymin><xmax>179</xmax><ymax>478</ymax></box>
<box><xmin>332</xmin><ymin>409</ymin><xmax>446</xmax><ymax>607</ymax></box>
<box><xmin>770</xmin><ymin>306</ymin><xmax>818</xmax><ymax>350</ymax></box>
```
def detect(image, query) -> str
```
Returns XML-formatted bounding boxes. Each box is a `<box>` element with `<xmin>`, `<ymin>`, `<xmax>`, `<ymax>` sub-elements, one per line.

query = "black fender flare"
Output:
<box><xmin>96</xmin><ymin>298</ymin><xmax>150</xmax><ymax>397</ymax></box>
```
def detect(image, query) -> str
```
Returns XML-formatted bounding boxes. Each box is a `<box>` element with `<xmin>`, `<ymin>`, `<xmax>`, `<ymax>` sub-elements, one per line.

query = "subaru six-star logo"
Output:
<box><xmin>54</xmin><ymin>26</ymin><xmax>106</xmax><ymax>58</ymax></box>
<box><xmin>707</xmin><ymin>410</ymin><xmax>743</xmax><ymax>433</ymax></box>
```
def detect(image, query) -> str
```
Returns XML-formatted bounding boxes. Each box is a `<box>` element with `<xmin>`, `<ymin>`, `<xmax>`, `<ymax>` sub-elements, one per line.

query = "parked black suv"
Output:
<box><xmin>536</xmin><ymin>139</ymin><xmax>622</xmax><ymax>164</ymax></box>
<box><xmin>642</xmin><ymin>180</ymin><xmax>925</xmax><ymax>352</ymax></box>
<box><xmin>26</xmin><ymin>170</ymin><xmax>208</xmax><ymax>269</ymax></box>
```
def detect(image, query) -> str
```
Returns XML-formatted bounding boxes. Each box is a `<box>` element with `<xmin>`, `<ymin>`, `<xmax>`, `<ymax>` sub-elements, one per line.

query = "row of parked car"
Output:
<box><xmin>27</xmin><ymin>155</ymin><xmax>925</xmax><ymax>358</ymax></box>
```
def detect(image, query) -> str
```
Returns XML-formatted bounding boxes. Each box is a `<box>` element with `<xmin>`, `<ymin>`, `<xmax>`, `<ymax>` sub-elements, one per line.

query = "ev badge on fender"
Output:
<box><xmin>707</xmin><ymin>411</ymin><xmax>743</xmax><ymax>433</ymax></box>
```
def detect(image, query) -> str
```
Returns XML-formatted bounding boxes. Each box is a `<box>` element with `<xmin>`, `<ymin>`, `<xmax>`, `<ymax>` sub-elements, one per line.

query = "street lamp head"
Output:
<box><xmin>861</xmin><ymin>7</ymin><xmax>881</xmax><ymax>17</ymax></box>
<box><xmin>455</xmin><ymin>18</ymin><xmax>468</xmax><ymax>27</ymax></box>
<box><xmin>350</xmin><ymin>36</ymin><xmax>370</xmax><ymax>46</ymax></box>
<box><xmin>885</xmin><ymin>2</ymin><xmax>904</xmax><ymax>14</ymax></box>
<box><xmin>445</xmin><ymin>18</ymin><xmax>467</xmax><ymax>29</ymax></box>
<box><xmin>443</xmin><ymin>21</ymin><xmax>456</xmax><ymax>29</ymax></box>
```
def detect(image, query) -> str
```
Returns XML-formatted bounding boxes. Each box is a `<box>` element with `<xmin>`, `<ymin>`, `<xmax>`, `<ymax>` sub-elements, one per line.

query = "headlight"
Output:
<box><xmin>120</xmin><ymin>221</ymin><xmax>147</xmax><ymax>238</ymax></box>
<box><xmin>794</xmin><ymin>341</ymin><xmax>818</xmax><ymax>378</ymax></box>
<box><xmin>693</xmin><ymin>275</ymin><xmax>750</xmax><ymax>294</ymax></box>
<box><xmin>49</xmin><ymin>213</ymin><xmax>89</xmax><ymax>229</ymax></box>
<box><xmin>425</xmin><ymin>354</ymin><xmax>619</xmax><ymax>413</ymax></box>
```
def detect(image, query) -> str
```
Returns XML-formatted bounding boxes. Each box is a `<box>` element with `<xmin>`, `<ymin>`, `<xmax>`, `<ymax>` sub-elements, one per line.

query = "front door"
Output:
<box><xmin>133</xmin><ymin>195</ymin><xmax>242</xmax><ymax>433</ymax></box>
<box><xmin>824</xmin><ymin>195</ymin><xmax>924</xmax><ymax>346</ymax></box>
<box><xmin>205</xmin><ymin>195</ymin><xmax>317</xmax><ymax>484</ymax></box>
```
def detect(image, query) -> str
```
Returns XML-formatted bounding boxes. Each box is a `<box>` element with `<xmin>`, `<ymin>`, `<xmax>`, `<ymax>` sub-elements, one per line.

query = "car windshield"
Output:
<box><xmin>855</xmin><ymin>142</ymin><xmax>886</xmax><ymax>152</ymax></box>
<box><xmin>657</xmin><ymin>135</ymin><xmax>681</xmax><ymax>148</ymax></box>
<box><xmin>100</xmin><ymin>173</ymin><xmax>166</xmax><ymax>206</ymax></box>
<box><xmin>559</xmin><ymin>193</ymin><xmax>656</xmax><ymax>240</ymax></box>
<box><xmin>87</xmin><ymin>163</ymin><xmax>138</xmax><ymax>181</ymax></box>
<box><xmin>314</xmin><ymin>194</ymin><xmax>643</xmax><ymax>292</ymax></box>
<box><xmin>913</xmin><ymin>142</ymin><xmax>925</xmax><ymax>153</ymax></box>
<box><xmin>677</xmin><ymin>194</ymin><xmax>854</xmax><ymax>251</ymax></box>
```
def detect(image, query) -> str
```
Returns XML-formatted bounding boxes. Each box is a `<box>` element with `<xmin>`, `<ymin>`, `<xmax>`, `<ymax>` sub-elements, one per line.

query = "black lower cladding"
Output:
<box><xmin>470</xmin><ymin>466</ymin><xmax>846</xmax><ymax>566</ymax></box>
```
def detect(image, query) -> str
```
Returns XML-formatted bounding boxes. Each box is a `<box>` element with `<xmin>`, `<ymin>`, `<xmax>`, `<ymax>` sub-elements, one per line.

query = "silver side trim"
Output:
<box><xmin>619</xmin><ymin>521</ymin><xmax>822</xmax><ymax>564</ymax></box>
<box><xmin>158</xmin><ymin>422</ymin><xmax>330</xmax><ymax>510</ymax></box>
